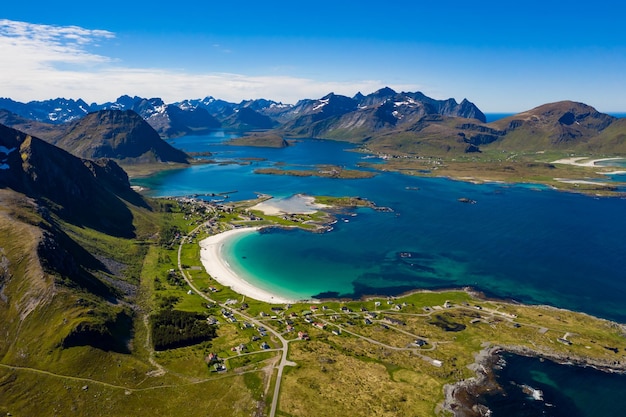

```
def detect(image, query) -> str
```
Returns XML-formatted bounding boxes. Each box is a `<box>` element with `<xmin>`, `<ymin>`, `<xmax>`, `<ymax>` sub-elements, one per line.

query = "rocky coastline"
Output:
<box><xmin>439</xmin><ymin>343</ymin><xmax>626</xmax><ymax>416</ymax></box>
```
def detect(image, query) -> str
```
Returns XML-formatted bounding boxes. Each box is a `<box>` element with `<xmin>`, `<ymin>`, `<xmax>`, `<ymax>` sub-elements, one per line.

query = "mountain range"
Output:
<box><xmin>0</xmin><ymin>88</ymin><xmax>485</xmax><ymax>138</ymax></box>
<box><xmin>2</xmin><ymin>88</ymin><xmax>624</xmax><ymax>157</ymax></box>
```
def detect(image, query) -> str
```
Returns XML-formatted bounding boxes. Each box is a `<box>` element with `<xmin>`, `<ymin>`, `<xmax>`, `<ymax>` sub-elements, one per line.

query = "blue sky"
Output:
<box><xmin>1</xmin><ymin>1</ymin><xmax>625</xmax><ymax>112</ymax></box>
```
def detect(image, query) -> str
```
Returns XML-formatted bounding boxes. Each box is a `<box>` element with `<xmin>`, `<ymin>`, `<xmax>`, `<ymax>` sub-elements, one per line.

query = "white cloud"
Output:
<box><xmin>0</xmin><ymin>19</ymin><xmax>420</xmax><ymax>104</ymax></box>
<box><xmin>0</xmin><ymin>19</ymin><xmax>114</xmax><ymax>66</ymax></box>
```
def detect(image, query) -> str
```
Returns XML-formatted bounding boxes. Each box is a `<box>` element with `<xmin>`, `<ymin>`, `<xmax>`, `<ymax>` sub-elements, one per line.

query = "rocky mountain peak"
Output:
<box><xmin>372</xmin><ymin>87</ymin><xmax>397</xmax><ymax>97</ymax></box>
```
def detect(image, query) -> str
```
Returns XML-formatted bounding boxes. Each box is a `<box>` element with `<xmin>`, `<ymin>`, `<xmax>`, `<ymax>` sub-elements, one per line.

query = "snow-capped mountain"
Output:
<box><xmin>0</xmin><ymin>88</ymin><xmax>485</xmax><ymax>139</ymax></box>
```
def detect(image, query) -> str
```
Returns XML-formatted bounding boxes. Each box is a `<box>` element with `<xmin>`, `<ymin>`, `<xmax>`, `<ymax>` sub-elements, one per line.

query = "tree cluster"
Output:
<box><xmin>151</xmin><ymin>310</ymin><xmax>216</xmax><ymax>350</ymax></box>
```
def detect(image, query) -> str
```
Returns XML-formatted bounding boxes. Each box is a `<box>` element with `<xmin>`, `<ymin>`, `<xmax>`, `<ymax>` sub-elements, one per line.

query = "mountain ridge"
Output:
<box><xmin>1</xmin><ymin>93</ymin><xmax>624</xmax><ymax>157</ymax></box>
<box><xmin>0</xmin><ymin>122</ymin><xmax>157</xmax><ymax>362</ymax></box>
<box><xmin>1</xmin><ymin>109</ymin><xmax>190</xmax><ymax>166</ymax></box>
<box><xmin>0</xmin><ymin>88</ymin><xmax>486</xmax><ymax>137</ymax></box>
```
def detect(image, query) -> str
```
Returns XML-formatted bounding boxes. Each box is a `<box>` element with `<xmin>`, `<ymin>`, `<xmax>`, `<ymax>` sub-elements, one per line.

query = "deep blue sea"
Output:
<box><xmin>484</xmin><ymin>113</ymin><xmax>515</xmax><ymax>122</ymax></box>
<box><xmin>481</xmin><ymin>353</ymin><xmax>626</xmax><ymax>417</ymax></box>
<box><xmin>134</xmin><ymin>132</ymin><xmax>626</xmax><ymax>416</ymax></box>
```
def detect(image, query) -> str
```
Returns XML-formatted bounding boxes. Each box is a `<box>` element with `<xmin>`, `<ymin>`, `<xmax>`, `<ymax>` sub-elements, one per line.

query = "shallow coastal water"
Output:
<box><xmin>227</xmin><ymin>177</ymin><xmax>626</xmax><ymax>323</ymax></box>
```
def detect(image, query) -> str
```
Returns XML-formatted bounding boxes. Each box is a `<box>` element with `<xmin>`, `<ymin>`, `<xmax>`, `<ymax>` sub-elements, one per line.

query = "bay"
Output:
<box><xmin>134</xmin><ymin>133</ymin><xmax>626</xmax><ymax>323</ymax></box>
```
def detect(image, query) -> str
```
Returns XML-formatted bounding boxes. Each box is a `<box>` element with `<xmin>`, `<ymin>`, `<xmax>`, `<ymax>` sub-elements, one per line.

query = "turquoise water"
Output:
<box><xmin>134</xmin><ymin>133</ymin><xmax>626</xmax><ymax>323</ymax></box>
<box><xmin>228</xmin><ymin>175</ymin><xmax>626</xmax><ymax>322</ymax></box>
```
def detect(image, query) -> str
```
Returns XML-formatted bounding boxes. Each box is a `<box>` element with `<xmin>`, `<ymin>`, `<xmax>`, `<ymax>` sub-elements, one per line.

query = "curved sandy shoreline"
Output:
<box><xmin>199</xmin><ymin>227</ymin><xmax>302</xmax><ymax>304</ymax></box>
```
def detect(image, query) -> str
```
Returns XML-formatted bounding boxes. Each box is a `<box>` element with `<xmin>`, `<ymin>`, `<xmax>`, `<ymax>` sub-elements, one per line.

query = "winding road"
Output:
<box><xmin>177</xmin><ymin>220</ymin><xmax>291</xmax><ymax>417</ymax></box>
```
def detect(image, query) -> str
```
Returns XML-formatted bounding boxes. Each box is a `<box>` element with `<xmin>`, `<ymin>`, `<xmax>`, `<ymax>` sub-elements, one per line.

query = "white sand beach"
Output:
<box><xmin>199</xmin><ymin>227</ymin><xmax>300</xmax><ymax>304</ymax></box>
<box><xmin>251</xmin><ymin>194</ymin><xmax>329</xmax><ymax>215</ymax></box>
<box><xmin>553</xmin><ymin>178</ymin><xmax>609</xmax><ymax>186</ymax></box>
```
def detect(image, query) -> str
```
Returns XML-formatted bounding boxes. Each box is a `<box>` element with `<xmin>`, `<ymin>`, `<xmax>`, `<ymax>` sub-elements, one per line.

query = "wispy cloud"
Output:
<box><xmin>0</xmin><ymin>19</ymin><xmax>114</xmax><ymax>66</ymax></box>
<box><xmin>212</xmin><ymin>43</ymin><xmax>232</xmax><ymax>54</ymax></box>
<box><xmin>0</xmin><ymin>19</ymin><xmax>418</xmax><ymax>104</ymax></box>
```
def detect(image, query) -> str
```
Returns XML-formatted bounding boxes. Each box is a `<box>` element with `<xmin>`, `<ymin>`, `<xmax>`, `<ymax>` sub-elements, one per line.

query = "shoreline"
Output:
<box><xmin>250</xmin><ymin>193</ymin><xmax>330</xmax><ymax>215</ymax></box>
<box><xmin>439</xmin><ymin>343</ymin><xmax>626</xmax><ymax>416</ymax></box>
<box><xmin>199</xmin><ymin>227</ymin><xmax>306</xmax><ymax>304</ymax></box>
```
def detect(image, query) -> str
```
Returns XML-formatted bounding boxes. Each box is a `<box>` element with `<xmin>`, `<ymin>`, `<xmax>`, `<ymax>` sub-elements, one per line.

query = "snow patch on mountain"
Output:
<box><xmin>270</xmin><ymin>103</ymin><xmax>290</xmax><ymax>109</ymax></box>
<box><xmin>312</xmin><ymin>99</ymin><xmax>329</xmax><ymax>112</ymax></box>
<box><xmin>394</xmin><ymin>97</ymin><xmax>418</xmax><ymax>107</ymax></box>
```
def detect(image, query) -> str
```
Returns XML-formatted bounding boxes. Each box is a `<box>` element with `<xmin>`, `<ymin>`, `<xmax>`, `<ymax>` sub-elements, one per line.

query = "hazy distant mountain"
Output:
<box><xmin>188</xmin><ymin>97</ymin><xmax>291</xmax><ymax>127</ymax></box>
<box><xmin>0</xmin><ymin>109</ymin><xmax>62</xmax><ymax>139</ymax></box>
<box><xmin>0</xmin><ymin>96</ymin><xmax>221</xmax><ymax>138</ymax></box>
<box><xmin>221</xmin><ymin>107</ymin><xmax>278</xmax><ymax>130</ymax></box>
<box><xmin>148</xmin><ymin>103</ymin><xmax>221</xmax><ymax>138</ymax></box>
<box><xmin>0</xmin><ymin>97</ymin><xmax>92</xmax><ymax>123</ymax></box>
<box><xmin>96</xmin><ymin>96</ymin><xmax>221</xmax><ymax>137</ymax></box>
<box><xmin>103</xmin><ymin>95</ymin><xmax>285</xmax><ymax>133</ymax></box>
<box><xmin>0</xmin><ymin>88</ymin><xmax>485</xmax><ymax>141</ymax></box>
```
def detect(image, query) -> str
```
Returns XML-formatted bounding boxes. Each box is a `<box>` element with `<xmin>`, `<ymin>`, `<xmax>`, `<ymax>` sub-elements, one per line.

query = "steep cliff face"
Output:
<box><xmin>0</xmin><ymin>124</ymin><xmax>149</xmax><ymax>361</ymax></box>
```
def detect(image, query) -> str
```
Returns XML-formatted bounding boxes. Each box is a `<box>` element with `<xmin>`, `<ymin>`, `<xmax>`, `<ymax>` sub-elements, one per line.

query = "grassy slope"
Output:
<box><xmin>0</xmin><ymin>194</ymin><xmax>261</xmax><ymax>416</ymax></box>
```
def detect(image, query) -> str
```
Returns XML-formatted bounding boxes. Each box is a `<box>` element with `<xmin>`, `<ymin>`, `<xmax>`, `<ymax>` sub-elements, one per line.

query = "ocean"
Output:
<box><xmin>480</xmin><ymin>353</ymin><xmax>626</xmax><ymax>416</ymax></box>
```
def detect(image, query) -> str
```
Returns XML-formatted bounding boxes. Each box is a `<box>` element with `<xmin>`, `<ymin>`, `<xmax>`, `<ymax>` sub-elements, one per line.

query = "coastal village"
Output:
<box><xmin>153</xmin><ymin>194</ymin><xmax>626</xmax><ymax>417</ymax></box>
